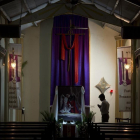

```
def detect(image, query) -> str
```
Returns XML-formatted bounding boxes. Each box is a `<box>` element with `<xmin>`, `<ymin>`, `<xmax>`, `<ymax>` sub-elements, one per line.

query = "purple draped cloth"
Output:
<box><xmin>118</xmin><ymin>58</ymin><xmax>131</xmax><ymax>85</ymax></box>
<box><xmin>51</xmin><ymin>15</ymin><xmax>89</xmax><ymax>105</ymax></box>
<box><xmin>9</xmin><ymin>54</ymin><xmax>20</xmax><ymax>82</ymax></box>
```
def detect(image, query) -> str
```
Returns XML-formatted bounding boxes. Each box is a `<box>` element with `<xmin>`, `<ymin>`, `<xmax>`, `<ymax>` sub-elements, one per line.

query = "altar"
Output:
<box><xmin>49</xmin><ymin>15</ymin><xmax>91</xmax><ymax>137</ymax></box>
<box><xmin>61</xmin><ymin>123</ymin><xmax>78</xmax><ymax>137</ymax></box>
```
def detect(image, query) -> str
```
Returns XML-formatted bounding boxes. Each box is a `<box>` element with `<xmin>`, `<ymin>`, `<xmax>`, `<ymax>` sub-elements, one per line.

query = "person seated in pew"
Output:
<box><xmin>97</xmin><ymin>94</ymin><xmax>110</xmax><ymax>122</ymax></box>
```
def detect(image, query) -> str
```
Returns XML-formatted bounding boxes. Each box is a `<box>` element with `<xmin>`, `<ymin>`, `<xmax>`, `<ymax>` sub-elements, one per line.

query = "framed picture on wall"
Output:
<box><xmin>58</xmin><ymin>86</ymin><xmax>82</xmax><ymax>122</ymax></box>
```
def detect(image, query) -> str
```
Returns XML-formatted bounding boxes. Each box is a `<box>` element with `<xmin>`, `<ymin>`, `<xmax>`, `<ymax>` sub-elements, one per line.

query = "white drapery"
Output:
<box><xmin>51</xmin><ymin>86</ymin><xmax>85</xmax><ymax>121</ymax></box>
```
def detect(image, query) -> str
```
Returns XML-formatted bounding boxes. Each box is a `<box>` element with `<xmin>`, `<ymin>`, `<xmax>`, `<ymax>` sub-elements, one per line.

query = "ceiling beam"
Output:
<box><xmin>111</xmin><ymin>0</ymin><xmax>120</xmax><ymax>14</ymax></box>
<box><xmin>101</xmin><ymin>0</ymin><xmax>120</xmax><ymax>28</ymax></box>
<box><xmin>0</xmin><ymin>7</ymin><xmax>11</xmax><ymax>21</ymax></box>
<box><xmin>23</xmin><ymin>0</ymin><xmax>31</xmax><ymax>13</ymax></box>
<box><xmin>23</xmin><ymin>0</ymin><xmax>38</xmax><ymax>26</ymax></box>
<box><xmin>11</xmin><ymin>0</ymin><xmax>130</xmax><ymax>27</ymax></box>
<box><xmin>130</xmin><ymin>10</ymin><xmax>140</xmax><ymax>23</ymax></box>
<box><xmin>125</xmin><ymin>0</ymin><xmax>140</xmax><ymax>23</ymax></box>
<box><xmin>89</xmin><ymin>0</ymin><xmax>120</xmax><ymax>28</ymax></box>
<box><xmin>33</xmin><ymin>21</ymin><xmax>38</xmax><ymax>26</ymax></box>
<box><xmin>114</xmin><ymin>13</ymin><xmax>130</xmax><ymax>23</ymax></box>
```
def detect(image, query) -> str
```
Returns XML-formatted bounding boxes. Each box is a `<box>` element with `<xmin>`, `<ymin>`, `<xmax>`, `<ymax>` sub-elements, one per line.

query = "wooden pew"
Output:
<box><xmin>88</xmin><ymin>122</ymin><xmax>140</xmax><ymax>140</ymax></box>
<box><xmin>115</xmin><ymin>117</ymin><xmax>131</xmax><ymax>123</ymax></box>
<box><xmin>0</xmin><ymin>121</ymin><xmax>55</xmax><ymax>140</ymax></box>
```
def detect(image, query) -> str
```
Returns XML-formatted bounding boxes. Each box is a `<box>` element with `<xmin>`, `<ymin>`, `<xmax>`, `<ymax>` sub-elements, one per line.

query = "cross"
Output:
<box><xmin>57</xmin><ymin>19</ymin><xmax>85</xmax><ymax>71</ymax></box>
<box><xmin>68</xmin><ymin>20</ymin><xmax>73</xmax><ymax>71</ymax></box>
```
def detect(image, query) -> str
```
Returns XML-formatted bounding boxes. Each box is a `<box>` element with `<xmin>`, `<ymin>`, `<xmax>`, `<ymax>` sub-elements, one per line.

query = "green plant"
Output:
<box><xmin>22</xmin><ymin>61</ymin><xmax>27</xmax><ymax>76</ymax></box>
<box><xmin>40</xmin><ymin>111</ymin><xmax>61</xmax><ymax>137</ymax></box>
<box><xmin>76</xmin><ymin>111</ymin><xmax>96</xmax><ymax>138</ymax></box>
<box><xmin>82</xmin><ymin>111</ymin><xmax>96</xmax><ymax>123</ymax></box>
<box><xmin>76</xmin><ymin>122</ymin><xmax>88</xmax><ymax>138</ymax></box>
<box><xmin>58</xmin><ymin>118</ymin><xmax>63</xmax><ymax>123</ymax></box>
<box><xmin>40</xmin><ymin>110</ymin><xmax>54</xmax><ymax>122</ymax></box>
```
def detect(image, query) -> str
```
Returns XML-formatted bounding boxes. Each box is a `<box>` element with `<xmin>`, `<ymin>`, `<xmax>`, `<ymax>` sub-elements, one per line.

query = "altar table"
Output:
<box><xmin>61</xmin><ymin>124</ymin><xmax>78</xmax><ymax>137</ymax></box>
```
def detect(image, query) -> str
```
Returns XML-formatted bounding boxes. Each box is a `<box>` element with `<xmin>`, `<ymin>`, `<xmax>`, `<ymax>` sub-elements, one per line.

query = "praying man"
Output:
<box><xmin>97</xmin><ymin>94</ymin><xmax>110</xmax><ymax>122</ymax></box>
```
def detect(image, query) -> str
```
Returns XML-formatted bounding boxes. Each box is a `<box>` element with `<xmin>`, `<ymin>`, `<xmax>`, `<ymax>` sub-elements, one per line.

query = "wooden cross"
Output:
<box><xmin>68</xmin><ymin>20</ymin><xmax>73</xmax><ymax>71</ymax></box>
<box><xmin>57</xmin><ymin>19</ymin><xmax>85</xmax><ymax>71</ymax></box>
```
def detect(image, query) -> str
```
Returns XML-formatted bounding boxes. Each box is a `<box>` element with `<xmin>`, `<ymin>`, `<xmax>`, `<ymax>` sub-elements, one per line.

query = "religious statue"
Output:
<box><xmin>59</xmin><ymin>87</ymin><xmax>81</xmax><ymax>114</ymax></box>
<box><xmin>58</xmin><ymin>86</ymin><xmax>82</xmax><ymax>122</ymax></box>
<box><xmin>60</xmin><ymin>94</ymin><xmax>72</xmax><ymax>113</ymax></box>
<box><xmin>68</xmin><ymin>88</ymin><xmax>80</xmax><ymax>113</ymax></box>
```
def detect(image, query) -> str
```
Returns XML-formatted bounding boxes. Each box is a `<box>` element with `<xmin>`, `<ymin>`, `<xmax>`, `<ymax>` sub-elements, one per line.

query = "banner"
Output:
<box><xmin>117</xmin><ymin>46</ymin><xmax>131</xmax><ymax>112</ymax></box>
<box><xmin>8</xmin><ymin>43</ymin><xmax>22</xmax><ymax>109</ymax></box>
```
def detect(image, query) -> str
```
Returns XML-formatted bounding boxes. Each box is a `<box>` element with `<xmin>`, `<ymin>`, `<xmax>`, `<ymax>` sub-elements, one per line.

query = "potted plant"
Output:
<box><xmin>40</xmin><ymin>110</ymin><xmax>61</xmax><ymax>137</ymax></box>
<box><xmin>82</xmin><ymin>111</ymin><xmax>96</xmax><ymax>123</ymax></box>
<box><xmin>76</xmin><ymin>109</ymin><xmax>96</xmax><ymax>138</ymax></box>
<box><xmin>40</xmin><ymin>110</ymin><xmax>54</xmax><ymax>122</ymax></box>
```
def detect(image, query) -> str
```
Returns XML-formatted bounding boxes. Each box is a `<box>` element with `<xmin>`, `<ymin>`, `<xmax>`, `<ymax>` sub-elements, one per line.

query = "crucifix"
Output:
<box><xmin>57</xmin><ymin>19</ymin><xmax>85</xmax><ymax>71</ymax></box>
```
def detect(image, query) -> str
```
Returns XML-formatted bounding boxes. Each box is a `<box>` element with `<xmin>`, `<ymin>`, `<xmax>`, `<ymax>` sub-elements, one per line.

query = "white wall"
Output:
<box><xmin>89</xmin><ymin>19</ymin><xmax>119</xmax><ymax>123</ymax></box>
<box><xmin>21</xmin><ymin>18</ymin><xmax>119</xmax><ymax>122</ymax></box>
<box><xmin>39</xmin><ymin>18</ymin><xmax>53</xmax><ymax>121</ymax></box>
<box><xmin>21</xmin><ymin>19</ymin><xmax>53</xmax><ymax>122</ymax></box>
<box><xmin>22</xmin><ymin>26</ymin><xmax>40</xmax><ymax>121</ymax></box>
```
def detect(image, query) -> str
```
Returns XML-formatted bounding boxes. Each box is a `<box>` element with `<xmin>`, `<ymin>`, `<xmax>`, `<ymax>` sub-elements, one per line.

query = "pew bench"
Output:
<box><xmin>0</xmin><ymin>122</ymin><xmax>55</xmax><ymax>140</ymax></box>
<box><xmin>89</xmin><ymin>123</ymin><xmax>140</xmax><ymax>140</ymax></box>
<box><xmin>115</xmin><ymin>118</ymin><xmax>131</xmax><ymax>123</ymax></box>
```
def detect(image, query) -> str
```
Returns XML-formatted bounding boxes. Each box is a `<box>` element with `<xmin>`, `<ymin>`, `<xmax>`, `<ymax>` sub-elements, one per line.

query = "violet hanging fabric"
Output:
<box><xmin>118</xmin><ymin>58</ymin><xmax>131</xmax><ymax>85</ymax></box>
<box><xmin>9</xmin><ymin>54</ymin><xmax>20</xmax><ymax>82</ymax></box>
<box><xmin>51</xmin><ymin>15</ymin><xmax>90</xmax><ymax>105</ymax></box>
<box><xmin>118</xmin><ymin>58</ymin><xmax>123</xmax><ymax>85</ymax></box>
<box><xmin>125</xmin><ymin>58</ymin><xmax>131</xmax><ymax>85</ymax></box>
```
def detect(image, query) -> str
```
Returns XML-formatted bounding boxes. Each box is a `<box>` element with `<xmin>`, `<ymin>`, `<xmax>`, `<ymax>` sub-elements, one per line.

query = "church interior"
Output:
<box><xmin>0</xmin><ymin>0</ymin><xmax>140</xmax><ymax>139</ymax></box>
